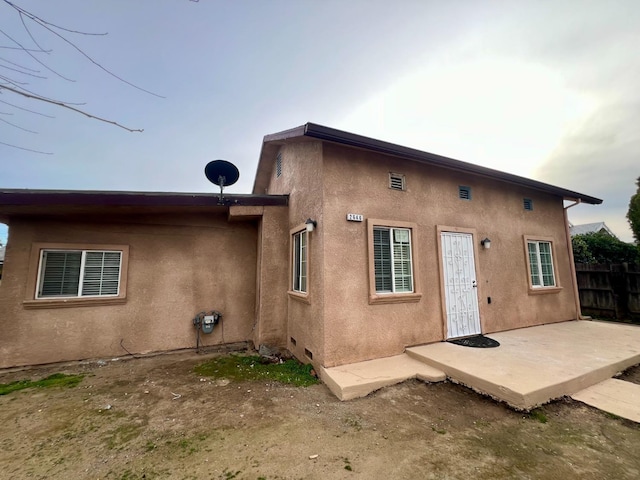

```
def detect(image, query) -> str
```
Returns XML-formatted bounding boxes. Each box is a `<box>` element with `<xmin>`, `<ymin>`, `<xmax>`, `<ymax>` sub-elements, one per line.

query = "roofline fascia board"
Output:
<box><xmin>0</xmin><ymin>190</ymin><xmax>288</xmax><ymax>208</ymax></box>
<box><xmin>299</xmin><ymin>123</ymin><xmax>602</xmax><ymax>205</ymax></box>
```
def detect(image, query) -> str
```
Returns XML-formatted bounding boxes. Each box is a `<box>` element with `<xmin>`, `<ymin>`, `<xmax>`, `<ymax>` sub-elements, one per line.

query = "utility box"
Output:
<box><xmin>193</xmin><ymin>310</ymin><xmax>221</xmax><ymax>335</ymax></box>
<box><xmin>202</xmin><ymin>315</ymin><xmax>217</xmax><ymax>334</ymax></box>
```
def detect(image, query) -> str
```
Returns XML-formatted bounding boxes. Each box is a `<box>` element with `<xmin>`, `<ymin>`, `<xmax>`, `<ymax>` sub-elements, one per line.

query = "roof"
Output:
<box><xmin>0</xmin><ymin>189</ymin><xmax>288</xmax><ymax>222</ymax></box>
<box><xmin>570</xmin><ymin>222</ymin><xmax>617</xmax><ymax>238</ymax></box>
<box><xmin>253</xmin><ymin>122</ymin><xmax>603</xmax><ymax>205</ymax></box>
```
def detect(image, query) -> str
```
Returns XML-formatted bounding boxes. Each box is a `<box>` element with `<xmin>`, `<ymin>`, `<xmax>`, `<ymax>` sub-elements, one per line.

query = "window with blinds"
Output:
<box><xmin>527</xmin><ymin>241</ymin><xmax>555</xmax><ymax>287</ymax></box>
<box><xmin>292</xmin><ymin>230</ymin><xmax>307</xmax><ymax>293</ymax></box>
<box><xmin>373</xmin><ymin>227</ymin><xmax>413</xmax><ymax>293</ymax></box>
<box><xmin>37</xmin><ymin>250</ymin><xmax>122</xmax><ymax>298</ymax></box>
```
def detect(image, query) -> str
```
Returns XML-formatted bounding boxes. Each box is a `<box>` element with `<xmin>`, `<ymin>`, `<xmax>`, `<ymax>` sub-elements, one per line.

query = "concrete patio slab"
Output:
<box><xmin>320</xmin><ymin>353</ymin><xmax>446</xmax><ymax>401</ymax></box>
<box><xmin>572</xmin><ymin>378</ymin><xmax>640</xmax><ymax>423</ymax></box>
<box><xmin>406</xmin><ymin>320</ymin><xmax>640</xmax><ymax>410</ymax></box>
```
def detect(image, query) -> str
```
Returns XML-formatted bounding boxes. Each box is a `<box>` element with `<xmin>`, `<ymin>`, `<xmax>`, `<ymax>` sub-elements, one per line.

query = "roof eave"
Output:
<box><xmin>0</xmin><ymin>189</ymin><xmax>288</xmax><ymax>209</ymax></box>
<box><xmin>301</xmin><ymin>123</ymin><xmax>602</xmax><ymax>205</ymax></box>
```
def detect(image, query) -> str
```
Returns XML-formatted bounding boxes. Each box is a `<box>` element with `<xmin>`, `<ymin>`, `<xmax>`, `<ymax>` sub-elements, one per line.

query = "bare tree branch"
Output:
<box><xmin>0</xmin><ymin>27</ymin><xmax>75</xmax><ymax>81</ymax></box>
<box><xmin>0</xmin><ymin>62</ymin><xmax>47</xmax><ymax>78</ymax></box>
<box><xmin>0</xmin><ymin>97</ymin><xmax>55</xmax><ymax>117</ymax></box>
<box><xmin>0</xmin><ymin>0</ymin><xmax>163</xmax><ymax>150</ymax></box>
<box><xmin>6</xmin><ymin>1</ymin><xmax>108</xmax><ymax>36</ymax></box>
<box><xmin>0</xmin><ymin>139</ymin><xmax>51</xmax><ymax>154</ymax></box>
<box><xmin>0</xmin><ymin>45</ymin><xmax>51</xmax><ymax>52</ymax></box>
<box><xmin>0</xmin><ymin>115</ymin><xmax>37</xmax><ymax>132</ymax></box>
<box><xmin>4</xmin><ymin>1</ymin><xmax>165</xmax><ymax>98</ymax></box>
<box><xmin>0</xmin><ymin>55</ymin><xmax>41</xmax><ymax>72</ymax></box>
<box><xmin>0</xmin><ymin>84</ymin><xmax>144</xmax><ymax>132</ymax></box>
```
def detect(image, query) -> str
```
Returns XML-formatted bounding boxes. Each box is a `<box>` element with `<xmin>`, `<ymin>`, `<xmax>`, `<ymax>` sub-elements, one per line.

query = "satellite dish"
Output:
<box><xmin>204</xmin><ymin>160</ymin><xmax>240</xmax><ymax>204</ymax></box>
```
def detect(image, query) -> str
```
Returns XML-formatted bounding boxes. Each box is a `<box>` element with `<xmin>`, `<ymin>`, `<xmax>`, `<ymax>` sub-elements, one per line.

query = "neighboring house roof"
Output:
<box><xmin>570</xmin><ymin>222</ymin><xmax>617</xmax><ymax>238</ymax></box>
<box><xmin>0</xmin><ymin>245</ymin><xmax>5</xmax><ymax>263</ymax></box>
<box><xmin>0</xmin><ymin>190</ymin><xmax>288</xmax><ymax>221</ymax></box>
<box><xmin>253</xmin><ymin>122</ymin><xmax>603</xmax><ymax>205</ymax></box>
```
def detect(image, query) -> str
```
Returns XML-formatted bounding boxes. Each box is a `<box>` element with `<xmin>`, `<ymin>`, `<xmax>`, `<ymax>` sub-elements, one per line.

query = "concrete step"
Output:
<box><xmin>571</xmin><ymin>379</ymin><xmax>640</xmax><ymax>423</ymax></box>
<box><xmin>320</xmin><ymin>353</ymin><xmax>446</xmax><ymax>401</ymax></box>
<box><xmin>405</xmin><ymin>321</ymin><xmax>640</xmax><ymax>410</ymax></box>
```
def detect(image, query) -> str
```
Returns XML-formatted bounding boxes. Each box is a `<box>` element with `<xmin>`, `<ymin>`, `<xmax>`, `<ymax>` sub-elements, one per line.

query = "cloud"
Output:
<box><xmin>536</xmin><ymin>103</ymin><xmax>640</xmax><ymax>241</ymax></box>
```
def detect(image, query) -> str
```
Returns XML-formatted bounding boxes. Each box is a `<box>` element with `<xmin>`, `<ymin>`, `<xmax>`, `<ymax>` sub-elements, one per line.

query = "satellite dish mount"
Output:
<box><xmin>204</xmin><ymin>160</ymin><xmax>240</xmax><ymax>205</ymax></box>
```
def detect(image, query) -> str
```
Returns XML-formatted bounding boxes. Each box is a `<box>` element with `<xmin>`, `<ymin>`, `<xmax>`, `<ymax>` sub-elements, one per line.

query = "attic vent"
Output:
<box><xmin>459</xmin><ymin>186</ymin><xmax>472</xmax><ymax>200</ymax></box>
<box><xmin>276</xmin><ymin>153</ymin><xmax>282</xmax><ymax>178</ymax></box>
<box><xmin>389</xmin><ymin>173</ymin><xmax>406</xmax><ymax>191</ymax></box>
<box><xmin>523</xmin><ymin>198</ymin><xmax>533</xmax><ymax>211</ymax></box>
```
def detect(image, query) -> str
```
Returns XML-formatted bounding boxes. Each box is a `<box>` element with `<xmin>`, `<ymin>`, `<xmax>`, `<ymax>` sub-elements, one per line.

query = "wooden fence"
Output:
<box><xmin>575</xmin><ymin>263</ymin><xmax>640</xmax><ymax>320</ymax></box>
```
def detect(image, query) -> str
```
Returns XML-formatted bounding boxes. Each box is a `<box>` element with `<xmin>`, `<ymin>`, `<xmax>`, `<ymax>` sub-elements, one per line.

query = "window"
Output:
<box><xmin>37</xmin><ymin>249</ymin><xmax>122</xmax><ymax>298</ymax></box>
<box><xmin>524</xmin><ymin>198</ymin><xmax>534</xmax><ymax>211</ymax></box>
<box><xmin>367</xmin><ymin>220</ymin><xmax>421</xmax><ymax>304</ymax></box>
<box><xmin>389</xmin><ymin>173</ymin><xmax>406</xmax><ymax>191</ymax></box>
<box><xmin>373</xmin><ymin>227</ymin><xmax>413</xmax><ymax>293</ymax></box>
<box><xmin>292</xmin><ymin>230</ymin><xmax>307</xmax><ymax>293</ymax></box>
<box><xmin>527</xmin><ymin>241</ymin><xmax>555</xmax><ymax>287</ymax></box>
<box><xmin>459</xmin><ymin>186</ymin><xmax>472</xmax><ymax>200</ymax></box>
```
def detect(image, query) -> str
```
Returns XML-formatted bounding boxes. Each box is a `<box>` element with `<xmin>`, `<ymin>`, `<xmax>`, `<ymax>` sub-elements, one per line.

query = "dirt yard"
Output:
<box><xmin>1</xmin><ymin>351</ymin><xmax>639</xmax><ymax>480</ymax></box>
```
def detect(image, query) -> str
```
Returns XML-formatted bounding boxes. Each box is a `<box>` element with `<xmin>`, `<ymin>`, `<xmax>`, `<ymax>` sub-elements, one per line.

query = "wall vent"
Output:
<box><xmin>389</xmin><ymin>173</ymin><xmax>406</xmax><ymax>191</ymax></box>
<box><xmin>290</xmin><ymin>337</ymin><xmax>297</xmax><ymax>346</ymax></box>
<box><xmin>523</xmin><ymin>198</ymin><xmax>533</xmax><ymax>211</ymax></box>
<box><xmin>459</xmin><ymin>185</ymin><xmax>472</xmax><ymax>200</ymax></box>
<box><xmin>276</xmin><ymin>153</ymin><xmax>282</xmax><ymax>178</ymax></box>
<box><xmin>304</xmin><ymin>348</ymin><xmax>313</xmax><ymax>360</ymax></box>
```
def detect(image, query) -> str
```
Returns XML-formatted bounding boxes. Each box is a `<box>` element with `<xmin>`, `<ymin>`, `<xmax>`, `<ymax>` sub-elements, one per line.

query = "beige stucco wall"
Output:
<box><xmin>265</xmin><ymin>141</ymin><xmax>326</xmax><ymax>366</ymax></box>
<box><xmin>0</xmin><ymin>212</ymin><xmax>261</xmax><ymax>368</ymax></box>
<box><xmin>318</xmin><ymin>143</ymin><xmax>577</xmax><ymax>367</ymax></box>
<box><xmin>252</xmin><ymin>205</ymin><xmax>290</xmax><ymax>348</ymax></box>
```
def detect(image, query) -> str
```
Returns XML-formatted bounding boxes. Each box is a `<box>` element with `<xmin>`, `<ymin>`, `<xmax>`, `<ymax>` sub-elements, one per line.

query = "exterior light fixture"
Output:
<box><xmin>481</xmin><ymin>237</ymin><xmax>491</xmax><ymax>249</ymax></box>
<box><xmin>305</xmin><ymin>218</ymin><xmax>317</xmax><ymax>232</ymax></box>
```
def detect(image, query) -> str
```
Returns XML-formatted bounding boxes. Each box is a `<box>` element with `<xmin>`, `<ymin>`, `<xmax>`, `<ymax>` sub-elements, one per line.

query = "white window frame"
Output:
<box><xmin>527</xmin><ymin>240</ymin><xmax>556</xmax><ymax>288</ymax></box>
<box><xmin>292</xmin><ymin>230</ymin><xmax>307</xmax><ymax>294</ymax></box>
<box><xmin>36</xmin><ymin>249</ymin><xmax>123</xmax><ymax>299</ymax></box>
<box><xmin>373</xmin><ymin>226</ymin><xmax>414</xmax><ymax>294</ymax></box>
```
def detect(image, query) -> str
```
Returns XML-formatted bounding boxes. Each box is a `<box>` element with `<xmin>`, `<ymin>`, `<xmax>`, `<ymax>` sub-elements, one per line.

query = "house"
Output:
<box><xmin>569</xmin><ymin>221</ymin><xmax>617</xmax><ymax>238</ymax></box>
<box><xmin>0</xmin><ymin>123</ymin><xmax>602</xmax><ymax>372</ymax></box>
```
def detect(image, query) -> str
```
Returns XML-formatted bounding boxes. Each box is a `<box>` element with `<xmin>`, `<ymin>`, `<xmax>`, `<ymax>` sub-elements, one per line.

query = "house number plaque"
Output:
<box><xmin>346</xmin><ymin>213</ymin><xmax>364</xmax><ymax>222</ymax></box>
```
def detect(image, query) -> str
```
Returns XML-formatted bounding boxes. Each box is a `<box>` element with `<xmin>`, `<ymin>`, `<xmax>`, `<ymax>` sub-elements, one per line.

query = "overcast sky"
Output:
<box><xmin>1</xmin><ymin>0</ymin><xmax>639</xmax><ymax>244</ymax></box>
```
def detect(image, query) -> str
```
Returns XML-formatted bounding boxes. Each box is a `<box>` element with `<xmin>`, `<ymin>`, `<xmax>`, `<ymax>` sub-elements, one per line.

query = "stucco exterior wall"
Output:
<box><xmin>319</xmin><ymin>142</ymin><xmax>577</xmax><ymax>367</ymax></box>
<box><xmin>253</xmin><ymin>205</ymin><xmax>290</xmax><ymax>348</ymax></box>
<box><xmin>265</xmin><ymin>141</ymin><xmax>326</xmax><ymax>366</ymax></box>
<box><xmin>0</xmin><ymin>213</ymin><xmax>259</xmax><ymax>368</ymax></box>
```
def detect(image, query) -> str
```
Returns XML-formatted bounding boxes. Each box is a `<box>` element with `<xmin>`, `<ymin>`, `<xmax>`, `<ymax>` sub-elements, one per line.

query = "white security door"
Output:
<box><xmin>441</xmin><ymin>232</ymin><xmax>481</xmax><ymax>338</ymax></box>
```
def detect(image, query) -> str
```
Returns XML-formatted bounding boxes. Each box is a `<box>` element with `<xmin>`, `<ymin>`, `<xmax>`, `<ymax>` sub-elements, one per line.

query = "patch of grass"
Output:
<box><xmin>344</xmin><ymin>457</ymin><xmax>353</xmax><ymax>471</ymax></box>
<box><xmin>343</xmin><ymin>416</ymin><xmax>362</xmax><ymax>431</ymax></box>
<box><xmin>194</xmin><ymin>355</ymin><xmax>318</xmax><ymax>387</ymax></box>
<box><xmin>220</xmin><ymin>469</ymin><xmax>241</xmax><ymax>479</ymax></box>
<box><xmin>145</xmin><ymin>440</ymin><xmax>157</xmax><ymax>451</ymax></box>
<box><xmin>529</xmin><ymin>408</ymin><xmax>548</xmax><ymax>424</ymax></box>
<box><xmin>0</xmin><ymin>373</ymin><xmax>84</xmax><ymax>396</ymax></box>
<box><xmin>106</xmin><ymin>424</ymin><xmax>143</xmax><ymax>450</ymax></box>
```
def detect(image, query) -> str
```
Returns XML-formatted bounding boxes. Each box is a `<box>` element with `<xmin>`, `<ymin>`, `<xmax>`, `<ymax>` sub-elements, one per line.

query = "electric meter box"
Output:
<box><xmin>202</xmin><ymin>315</ymin><xmax>216</xmax><ymax>334</ymax></box>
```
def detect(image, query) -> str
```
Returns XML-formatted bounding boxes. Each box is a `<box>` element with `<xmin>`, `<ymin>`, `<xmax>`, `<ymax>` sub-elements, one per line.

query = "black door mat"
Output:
<box><xmin>448</xmin><ymin>335</ymin><xmax>500</xmax><ymax>348</ymax></box>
